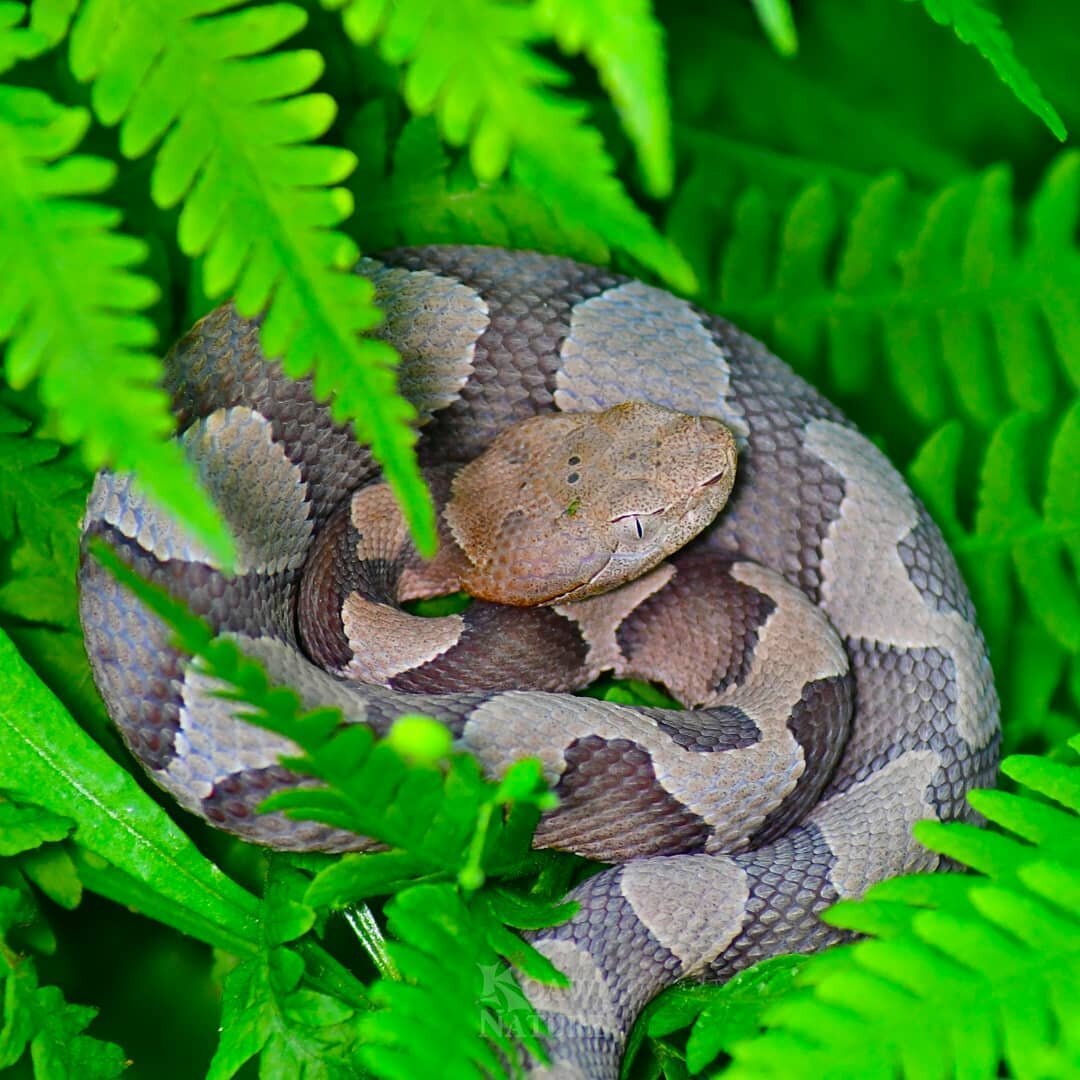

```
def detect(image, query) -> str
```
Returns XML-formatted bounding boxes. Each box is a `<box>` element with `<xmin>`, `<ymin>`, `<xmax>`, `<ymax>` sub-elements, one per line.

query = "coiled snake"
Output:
<box><xmin>79</xmin><ymin>246</ymin><xmax>1001</xmax><ymax>1078</ymax></box>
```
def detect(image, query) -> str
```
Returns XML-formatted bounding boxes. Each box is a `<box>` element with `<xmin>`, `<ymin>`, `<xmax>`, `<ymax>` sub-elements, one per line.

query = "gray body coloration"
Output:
<box><xmin>79</xmin><ymin>246</ymin><xmax>1000</xmax><ymax>1077</ymax></box>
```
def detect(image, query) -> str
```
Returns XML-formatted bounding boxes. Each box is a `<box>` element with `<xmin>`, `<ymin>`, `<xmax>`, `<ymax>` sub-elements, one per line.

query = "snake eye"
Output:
<box><xmin>611</xmin><ymin>511</ymin><xmax>661</xmax><ymax>545</ymax></box>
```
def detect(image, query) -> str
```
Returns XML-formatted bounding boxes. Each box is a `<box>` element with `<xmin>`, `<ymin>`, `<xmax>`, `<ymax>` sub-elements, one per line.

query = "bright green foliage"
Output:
<box><xmin>635</xmin><ymin>956</ymin><xmax>807</xmax><ymax>1074</ymax></box>
<box><xmin>90</xmin><ymin>544</ymin><xmax>572</xmax><ymax>1077</ymax></box>
<box><xmin>0</xmin><ymin>2</ymin><xmax>1078</xmax><ymax>1078</ymax></box>
<box><xmin>0</xmin><ymin>405</ymin><xmax>85</xmax><ymax>632</ymax></box>
<box><xmin>326</xmin><ymin>0</ymin><xmax>695</xmax><ymax>292</ymax></box>
<box><xmin>750</xmin><ymin>0</ymin><xmax>799</xmax><ymax>57</ymax></box>
<box><xmin>0</xmin><ymin>81</ymin><xmax>235</xmax><ymax>563</ymax></box>
<box><xmin>633</xmin><ymin>741</ymin><xmax>1080</xmax><ymax>1078</ymax></box>
<box><xmin>912</xmin><ymin>407</ymin><xmax>1080</xmax><ymax>654</ymax></box>
<box><xmin>0</xmin><ymin>2</ymin><xmax>45</xmax><ymax>72</ymax></box>
<box><xmin>722</xmin><ymin>739</ymin><xmax>1080</xmax><ymax>1079</ymax></box>
<box><xmin>533</xmin><ymin>0</ymin><xmax>672</xmax><ymax>197</ymax></box>
<box><xmin>676</xmin><ymin>158</ymin><xmax>1080</xmax><ymax>425</ymax></box>
<box><xmin>350</xmin><ymin>109</ymin><xmax>615</xmax><ymax>265</ymax></box>
<box><xmin>206</xmin><ymin>860</ymin><xmax>367</xmax><ymax>1080</ymax></box>
<box><xmin>0</xmin><ymin>794</ymin><xmax>125</xmax><ymax>1078</ymax></box>
<box><xmin>69</xmin><ymin>0</ymin><xmax>435</xmax><ymax>555</ymax></box>
<box><xmin>360</xmin><ymin>883</ymin><xmax>571</xmax><ymax>1079</ymax></box>
<box><xmin>906</xmin><ymin>0</ymin><xmax>1066</xmax><ymax>140</ymax></box>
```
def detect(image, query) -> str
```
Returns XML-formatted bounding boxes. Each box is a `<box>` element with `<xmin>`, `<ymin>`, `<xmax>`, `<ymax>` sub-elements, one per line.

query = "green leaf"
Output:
<box><xmin>18</xmin><ymin>844</ymin><xmax>82</xmax><ymax>910</ymax></box>
<box><xmin>305</xmin><ymin>851</ymin><xmax>430</xmax><ymax>909</ymax></box>
<box><xmin>534</xmin><ymin>0</ymin><xmax>673</xmax><ymax>197</ymax></box>
<box><xmin>0</xmin><ymin>2</ymin><xmax>49</xmax><ymax>76</ymax></box>
<box><xmin>0</xmin><ymin>865</ymin><xmax>126</xmax><ymax>1079</ymax></box>
<box><xmin>68</xmin><ymin>0</ymin><xmax>436</xmax><ymax>554</ymax></box>
<box><xmin>329</xmin><ymin>0</ymin><xmax>694</xmax><ymax>292</ymax></box>
<box><xmin>0</xmin><ymin>85</ymin><xmax>234</xmax><ymax>564</ymax></box>
<box><xmin>750</xmin><ymin>0</ymin><xmax>798</xmax><ymax>57</ymax></box>
<box><xmin>721</xmin><ymin>749</ymin><xmax>1080</xmax><ymax>1080</ymax></box>
<box><xmin>0</xmin><ymin>799</ymin><xmax>72</xmax><ymax>856</ymax></box>
<box><xmin>207</xmin><ymin>859</ymin><xmax>365</xmax><ymax>1080</ymax></box>
<box><xmin>0</xmin><ymin>974</ymin><xmax>127</xmax><ymax>1078</ymax></box>
<box><xmin>906</xmin><ymin>0</ymin><xmax>1066</xmax><ymax>140</ymax></box>
<box><xmin>627</xmin><ymin>957</ymin><xmax>806</xmax><ymax>1077</ymax></box>
<box><xmin>0</xmin><ymin>625</ymin><xmax>261</xmax><ymax>955</ymax></box>
<box><xmin>685</xmin><ymin>956</ymin><xmax>805</xmax><ymax>1073</ymax></box>
<box><xmin>348</xmin><ymin>108</ymin><xmax>612</xmax><ymax>265</ymax></box>
<box><xmin>360</xmin><ymin>883</ymin><xmax>554</xmax><ymax>1079</ymax></box>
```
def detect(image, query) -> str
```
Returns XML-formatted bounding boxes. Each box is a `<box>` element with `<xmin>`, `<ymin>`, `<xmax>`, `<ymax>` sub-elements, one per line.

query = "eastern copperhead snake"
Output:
<box><xmin>79</xmin><ymin>245</ymin><xmax>1001</xmax><ymax>1078</ymax></box>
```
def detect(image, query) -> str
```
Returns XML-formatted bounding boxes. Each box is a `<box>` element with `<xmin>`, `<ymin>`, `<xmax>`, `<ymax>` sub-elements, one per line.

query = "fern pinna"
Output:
<box><xmin>1</xmin><ymin>1</ymin><xmax>1078</xmax><ymax>1079</ymax></box>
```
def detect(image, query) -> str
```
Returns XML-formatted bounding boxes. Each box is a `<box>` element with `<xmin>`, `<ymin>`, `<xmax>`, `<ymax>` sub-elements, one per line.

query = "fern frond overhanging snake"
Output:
<box><xmin>79</xmin><ymin>246</ymin><xmax>1000</xmax><ymax>1077</ymax></box>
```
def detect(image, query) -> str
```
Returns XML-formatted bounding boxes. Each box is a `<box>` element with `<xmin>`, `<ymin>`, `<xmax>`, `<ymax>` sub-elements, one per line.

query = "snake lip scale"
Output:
<box><xmin>79</xmin><ymin>245</ymin><xmax>1000</xmax><ymax>1079</ymax></box>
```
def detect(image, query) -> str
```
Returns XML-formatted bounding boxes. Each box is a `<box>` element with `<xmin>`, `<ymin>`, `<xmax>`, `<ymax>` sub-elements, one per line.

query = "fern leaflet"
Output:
<box><xmin>0</xmin><ymin>1</ymin><xmax>45</xmax><ymax>72</ymax></box>
<box><xmin>533</xmin><ymin>0</ymin><xmax>673</xmax><ymax>197</ymax></box>
<box><xmin>91</xmin><ymin>542</ymin><xmax>573</xmax><ymax>1076</ymax></box>
<box><xmin>68</xmin><ymin>0</ymin><xmax>436</xmax><ymax>554</ymax></box>
<box><xmin>0</xmin><ymin>82</ymin><xmax>234</xmax><ymax>563</ymax></box>
<box><xmin>906</xmin><ymin>0</ymin><xmax>1066</xmax><ymax>140</ymax></box>
<box><xmin>717</xmin><ymin>739</ymin><xmax>1080</xmax><ymax>1079</ymax></box>
<box><xmin>678</xmin><ymin>153</ymin><xmax>1079</xmax><ymax>426</ymax></box>
<box><xmin>348</xmin><ymin>108</ymin><xmax>613</xmax><ymax>264</ymax></box>
<box><xmin>749</xmin><ymin>0</ymin><xmax>799</xmax><ymax>57</ymax></box>
<box><xmin>327</xmin><ymin>0</ymin><xmax>694</xmax><ymax>292</ymax></box>
<box><xmin>910</xmin><ymin>407</ymin><xmax>1080</xmax><ymax>659</ymax></box>
<box><xmin>0</xmin><ymin>795</ymin><xmax>127</xmax><ymax>1077</ymax></box>
<box><xmin>207</xmin><ymin>858</ymin><xmax>367</xmax><ymax>1080</ymax></box>
<box><xmin>0</xmin><ymin>405</ymin><xmax>87</xmax><ymax>632</ymax></box>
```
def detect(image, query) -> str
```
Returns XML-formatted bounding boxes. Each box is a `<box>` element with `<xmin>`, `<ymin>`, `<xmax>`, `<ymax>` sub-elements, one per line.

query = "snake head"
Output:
<box><xmin>446</xmin><ymin>402</ymin><xmax>738</xmax><ymax>605</ymax></box>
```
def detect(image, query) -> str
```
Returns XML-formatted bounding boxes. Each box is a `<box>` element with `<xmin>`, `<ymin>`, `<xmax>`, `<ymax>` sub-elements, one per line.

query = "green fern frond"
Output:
<box><xmin>0</xmin><ymin>794</ymin><xmax>127</xmax><ymax>1077</ymax></box>
<box><xmin>0</xmin><ymin>82</ymin><xmax>234</xmax><ymax>563</ymax></box>
<box><xmin>327</xmin><ymin>0</ymin><xmax>694</xmax><ymax>292</ymax></box>
<box><xmin>749</xmin><ymin>0</ymin><xmax>799</xmax><ymax>57</ymax></box>
<box><xmin>0</xmin><ymin>923</ymin><xmax>127</xmax><ymax>1077</ymax></box>
<box><xmin>91</xmin><ymin>542</ymin><xmax>573</xmax><ymax>1077</ymax></box>
<box><xmin>634</xmin><ymin>955</ymin><xmax>806</xmax><ymax>1076</ymax></box>
<box><xmin>360</xmin><ymin>882</ymin><xmax>572</xmax><ymax>1079</ymax></box>
<box><xmin>909</xmin><ymin>406</ymin><xmax>1080</xmax><ymax>658</ymax></box>
<box><xmin>67</xmin><ymin>0</ymin><xmax>436</xmax><ymax>555</ymax></box>
<box><xmin>0</xmin><ymin>2</ymin><xmax>45</xmax><ymax>73</ymax></box>
<box><xmin>0</xmin><ymin>405</ymin><xmax>86</xmax><ymax>631</ymax></box>
<box><xmin>533</xmin><ymin>0</ymin><xmax>673</xmax><ymax>197</ymax></box>
<box><xmin>632</xmin><ymin>741</ymin><xmax>1080</xmax><ymax>1079</ymax></box>
<box><xmin>348</xmin><ymin>107</ymin><xmax>612</xmax><ymax>265</ymax></box>
<box><xmin>0</xmin><ymin>402</ymin><xmax>100</xmax><ymax>728</ymax></box>
<box><xmin>677</xmin><ymin>153</ymin><xmax>1080</xmax><ymax>427</ymax></box>
<box><xmin>905</xmin><ymin>0</ymin><xmax>1066</xmax><ymax>140</ymax></box>
<box><xmin>207</xmin><ymin>858</ymin><xmax>367</xmax><ymax>1080</ymax></box>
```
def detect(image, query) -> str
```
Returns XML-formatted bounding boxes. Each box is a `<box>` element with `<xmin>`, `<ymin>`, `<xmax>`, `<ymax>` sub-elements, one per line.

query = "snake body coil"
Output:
<box><xmin>79</xmin><ymin>246</ymin><xmax>1000</xmax><ymax>1078</ymax></box>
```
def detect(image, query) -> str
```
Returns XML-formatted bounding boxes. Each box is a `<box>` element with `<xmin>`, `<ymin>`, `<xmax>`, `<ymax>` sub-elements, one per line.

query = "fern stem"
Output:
<box><xmin>344</xmin><ymin>903</ymin><xmax>400</xmax><ymax>981</ymax></box>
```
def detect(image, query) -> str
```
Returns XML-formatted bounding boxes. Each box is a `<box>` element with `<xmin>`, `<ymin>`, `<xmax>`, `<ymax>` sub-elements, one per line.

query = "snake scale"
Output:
<box><xmin>79</xmin><ymin>245</ymin><xmax>1001</xmax><ymax>1078</ymax></box>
